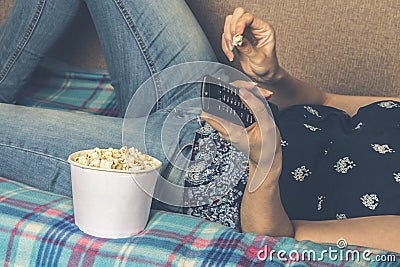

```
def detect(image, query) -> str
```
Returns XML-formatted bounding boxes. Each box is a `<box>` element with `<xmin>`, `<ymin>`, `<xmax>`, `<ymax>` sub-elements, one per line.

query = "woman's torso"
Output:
<box><xmin>184</xmin><ymin>100</ymin><xmax>400</xmax><ymax>228</ymax></box>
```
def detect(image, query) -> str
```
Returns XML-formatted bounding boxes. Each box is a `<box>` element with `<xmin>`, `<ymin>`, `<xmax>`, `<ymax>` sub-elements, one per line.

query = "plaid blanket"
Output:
<box><xmin>16</xmin><ymin>66</ymin><xmax>120</xmax><ymax>117</ymax></box>
<box><xmin>7</xmin><ymin>63</ymin><xmax>399</xmax><ymax>266</ymax></box>
<box><xmin>0</xmin><ymin>177</ymin><xmax>398</xmax><ymax>267</ymax></box>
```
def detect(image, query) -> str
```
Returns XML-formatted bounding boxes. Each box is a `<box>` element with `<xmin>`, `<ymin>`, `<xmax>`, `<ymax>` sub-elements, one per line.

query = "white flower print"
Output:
<box><xmin>360</xmin><ymin>194</ymin><xmax>379</xmax><ymax>210</ymax></box>
<box><xmin>354</xmin><ymin>122</ymin><xmax>363</xmax><ymax>130</ymax></box>
<box><xmin>371</xmin><ymin>144</ymin><xmax>395</xmax><ymax>154</ymax></box>
<box><xmin>336</xmin><ymin>213</ymin><xmax>347</xmax><ymax>220</ymax></box>
<box><xmin>291</xmin><ymin>165</ymin><xmax>312</xmax><ymax>182</ymax></box>
<box><xmin>304</xmin><ymin>106</ymin><xmax>322</xmax><ymax>117</ymax></box>
<box><xmin>377</xmin><ymin>101</ymin><xmax>399</xmax><ymax>109</ymax></box>
<box><xmin>394</xmin><ymin>173</ymin><xmax>400</xmax><ymax>183</ymax></box>
<box><xmin>317</xmin><ymin>196</ymin><xmax>326</xmax><ymax>211</ymax></box>
<box><xmin>186</xmin><ymin>161</ymin><xmax>208</xmax><ymax>185</ymax></box>
<box><xmin>303</xmin><ymin>123</ymin><xmax>321</xmax><ymax>132</ymax></box>
<box><xmin>280</xmin><ymin>137</ymin><xmax>288</xmax><ymax>147</ymax></box>
<box><xmin>334</xmin><ymin>157</ymin><xmax>356</xmax><ymax>174</ymax></box>
<box><xmin>196</xmin><ymin>122</ymin><xmax>215</xmax><ymax>135</ymax></box>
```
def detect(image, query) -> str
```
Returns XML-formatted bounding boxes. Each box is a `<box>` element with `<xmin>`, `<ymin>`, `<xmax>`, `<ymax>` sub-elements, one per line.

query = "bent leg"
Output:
<box><xmin>0</xmin><ymin>103</ymin><xmax>192</xmax><ymax>198</ymax></box>
<box><xmin>0</xmin><ymin>0</ymin><xmax>82</xmax><ymax>103</ymax></box>
<box><xmin>0</xmin><ymin>1</ymin><xmax>219</xmax><ymax>211</ymax></box>
<box><xmin>84</xmin><ymin>0</ymin><xmax>217</xmax><ymax>114</ymax></box>
<box><xmin>82</xmin><ymin>0</ymin><xmax>220</xmax><ymax>211</ymax></box>
<box><xmin>0</xmin><ymin>104</ymin><xmax>122</xmax><ymax>196</ymax></box>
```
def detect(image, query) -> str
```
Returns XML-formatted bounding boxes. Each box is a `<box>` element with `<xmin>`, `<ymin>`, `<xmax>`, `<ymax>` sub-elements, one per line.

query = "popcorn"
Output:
<box><xmin>232</xmin><ymin>33</ymin><xmax>243</xmax><ymax>46</ymax></box>
<box><xmin>74</xmin><ymin>146</ymin><xmax>158</xmax><ymax>171</ymax></box>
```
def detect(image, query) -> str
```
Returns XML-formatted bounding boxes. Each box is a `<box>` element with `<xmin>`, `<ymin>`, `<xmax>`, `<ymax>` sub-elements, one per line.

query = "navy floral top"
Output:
<box><xmin>184</xmin><ymin>101</ymin><xmax>400</xmax><ymax>230</ymax></box>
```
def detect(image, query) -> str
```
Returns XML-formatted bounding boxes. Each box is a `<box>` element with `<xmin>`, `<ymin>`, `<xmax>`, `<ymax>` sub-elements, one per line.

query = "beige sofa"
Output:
<box><xmin>1</xmin><ymin>0</ymin><xmax>399</xmax><ymax>98</ymax></box>
<box><xmin>1</xmin><ymin>2</ymin><xmax>400</xmax><ymax>264</ymax></box>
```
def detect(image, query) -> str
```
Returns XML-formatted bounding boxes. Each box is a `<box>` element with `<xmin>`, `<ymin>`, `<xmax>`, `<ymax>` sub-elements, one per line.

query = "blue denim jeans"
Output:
<box><xmin>0</xmin><ymin>0</ymin><xmax>218</xmax><ymax>204</ymax></box>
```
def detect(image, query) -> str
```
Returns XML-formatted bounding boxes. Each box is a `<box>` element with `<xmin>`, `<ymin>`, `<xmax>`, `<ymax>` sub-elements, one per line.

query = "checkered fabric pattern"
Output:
<box><xmin>0</xmin><ymin>177</ymin><xmax>398</xmax><ymax>266</ymax></box>
<box><xmin>16</xmin><ymin>66</ymin><xmax>120</xmax><ymax>117</ymax></box>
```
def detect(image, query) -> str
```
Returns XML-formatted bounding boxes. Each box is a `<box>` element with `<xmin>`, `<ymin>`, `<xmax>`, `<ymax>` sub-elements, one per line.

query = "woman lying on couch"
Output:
<box><xmin>204</xmin><ymin>7</ymin><xmax>399</xmax><ymax>253</ymax></box>
<box><xmin>0</xmin><ymin>1</ymin><xmax>398</xmax><ymax>253</ymax></box>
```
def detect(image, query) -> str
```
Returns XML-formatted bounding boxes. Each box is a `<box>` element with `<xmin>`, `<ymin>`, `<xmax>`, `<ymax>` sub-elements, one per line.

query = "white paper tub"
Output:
<box><xmin>68</xmin><ymin>149</ymin><xmax>161</xmax><ymax>238</ymax></box>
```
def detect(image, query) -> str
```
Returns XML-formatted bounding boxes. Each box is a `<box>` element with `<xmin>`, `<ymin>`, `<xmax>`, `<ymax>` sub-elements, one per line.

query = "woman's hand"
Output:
<box><xmin>201</xmin><ymin>81</ymin><xmax>276</xmax><ymax>164</ymax></box>
<box><xmin>202</xmin><ymin>82</ymin><xmax>293</xmax><ymax>236</ymax></box>
<box><xmin>201</xmin><ymin>81</ymin><xmax>281</xmax><ymax>192</ymax></box>
<box><xmin>222</xmin><ymin>8</ymin><xmax>328</xmax><ymax>110</ymax></box>
<box><xmin>222</xmin><ymin>7</ymin><xmax>283</xmax><ymax>83</ymax></box>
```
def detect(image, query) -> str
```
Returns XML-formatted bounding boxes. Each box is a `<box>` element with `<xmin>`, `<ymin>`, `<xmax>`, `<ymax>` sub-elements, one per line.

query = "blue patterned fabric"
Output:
<box><xmin>185</xmin><ymin>101</ymin><xmax>400</xmax><ymax>226</ymax></box>
<box><xmin>0</xmin><ymin>177</ymin><xmax>398</xmax><ymax>266</ymax></box>
<box><xmin>278</xmin><ymin>101</ymin><xmax>400</xmax><ymax>221</ymax></box>
<box><xmin>184</xmin><ymin>121</ymin><xmax>247</xmax><ymax>230</ymax></box>
<box><xmin>7</xmin><ymin>67</ymin><xmax>400</xmax><ymax>266</ymax></box>
<box><xmin>16</xmin><ymin>66</ymin><xmax>120</xmax><ymax>117</ymax></box>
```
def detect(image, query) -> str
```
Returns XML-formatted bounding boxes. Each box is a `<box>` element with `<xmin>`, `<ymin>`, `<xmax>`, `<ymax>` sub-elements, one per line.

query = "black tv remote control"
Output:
<box><xmin>201</xmin><ymin>75</ymin><xmax>255</xmax><ymax>128</ymax></box>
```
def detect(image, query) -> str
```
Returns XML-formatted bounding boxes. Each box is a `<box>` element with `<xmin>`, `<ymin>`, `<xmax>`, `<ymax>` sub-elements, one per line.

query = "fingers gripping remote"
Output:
<box><xmin>201</xmin><ymin>75</ymin><xmax>255</xmax><ymax>128</ymax></box>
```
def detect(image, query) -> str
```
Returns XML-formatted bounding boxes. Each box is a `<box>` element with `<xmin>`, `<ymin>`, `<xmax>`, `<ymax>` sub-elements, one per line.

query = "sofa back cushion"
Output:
<box><xmin>186</xmin><ymin>0</ymin><xmax>400</xmax><ymax>97</ymax></box>
<box><xmin>2</xmin><ymin>0</ymin><xmax>400</xmax><ymax>97</ymax></box>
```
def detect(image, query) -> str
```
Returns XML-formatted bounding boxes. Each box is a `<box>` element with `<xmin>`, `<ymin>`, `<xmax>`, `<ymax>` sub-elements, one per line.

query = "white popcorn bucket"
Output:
<box><xmin>68</xmin><ymin>149</ymin><xmax>162</xmax><ymax>238</ymax></box>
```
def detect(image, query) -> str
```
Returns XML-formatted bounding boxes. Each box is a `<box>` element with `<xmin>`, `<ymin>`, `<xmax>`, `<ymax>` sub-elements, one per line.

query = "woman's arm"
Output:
<box><xmin>293</xmin><ymin>216</ymin><xmax>400</xmax><ymax>253</ymax></box>
<box><xmin>240</xmin><ymin>147</ymin><xmax>293</xmax><ymax>237</ymax></box>
<box><xmin>222</xmin><ymin>8</ymin><xmax>327</xmax><ymax>109</ymax></box>
<box><xmin>323</xmin><ymin>93</ymin><xmax>400</xmax><ymax>117</ymax></box>
<box><xmin>202</xmin><ymin>84</ymin><xmax>294</xmax><ymax>238</ymax></box>
<box><xmin>262</xmin><ymin>68</ymin><xmax>400</xmax><ymax>116</ymax></box>
<box><xmin>260</xmin><ymin>67</ymin><xmax>326</xmax><ymax>109</ymax></box>
<box><xmin>223</xmin><ymin>8</ymin><xmax>400</xmax><ymax>116</ymax></box>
